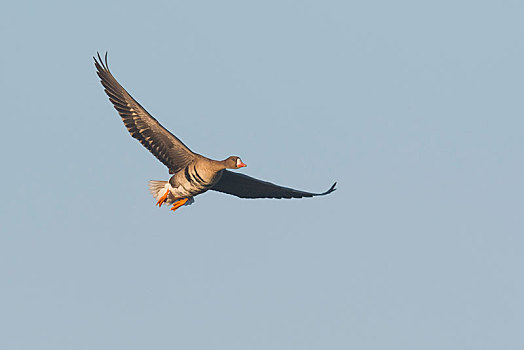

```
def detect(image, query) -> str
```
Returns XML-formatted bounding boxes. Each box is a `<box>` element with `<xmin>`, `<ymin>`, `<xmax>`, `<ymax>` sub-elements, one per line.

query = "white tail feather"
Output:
<box><xmin>148</xmin><ymin>180</ymin><xmax>168</xmax><ymax>197</ymax></box>
<box><xmin>148</xmin><ymin>180</ymin><xmax>173</xmax><ymax>204</ymax></box>
<box><xmin>148</xmin><ymin>181</ymin><xmax>194</xmax><ymax>206</ymax></box>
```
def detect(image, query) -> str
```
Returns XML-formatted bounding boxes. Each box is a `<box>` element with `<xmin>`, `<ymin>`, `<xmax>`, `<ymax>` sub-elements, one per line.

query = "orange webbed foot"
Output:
<box><xmin>156</xmin><ymin>189</ymin><xmax>170</xmax><ymax>207</ymax></box>
<box><xmin>170</xmin><ymin>198</ymin><xmax>189</xmax><ymax>212</ymax></box>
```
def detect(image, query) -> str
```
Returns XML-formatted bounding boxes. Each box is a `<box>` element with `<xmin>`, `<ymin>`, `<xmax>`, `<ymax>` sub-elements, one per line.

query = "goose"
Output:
<box><xmin>94</xmin><ymin>53</ymin><xmax>336</xmax><ymax>213</ymax></box>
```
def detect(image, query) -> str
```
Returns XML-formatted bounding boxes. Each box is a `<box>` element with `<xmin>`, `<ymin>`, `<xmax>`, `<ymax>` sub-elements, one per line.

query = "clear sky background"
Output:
<box><xmin>1</xmin><ymin>1</ymin><xmax>523</xmax><ymax>349</ymax></box>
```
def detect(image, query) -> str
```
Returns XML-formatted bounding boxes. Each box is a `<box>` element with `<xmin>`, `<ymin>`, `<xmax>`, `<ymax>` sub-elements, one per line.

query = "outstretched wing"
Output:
<box><xmin>211</xmin><ymin>170</ymin><xmax>337</xmax><ymax>199</ymax></box>
<box><xmin>94</xmin><ymin>52</ymin><xmax>195</xmax><ymax>174</ymax></box>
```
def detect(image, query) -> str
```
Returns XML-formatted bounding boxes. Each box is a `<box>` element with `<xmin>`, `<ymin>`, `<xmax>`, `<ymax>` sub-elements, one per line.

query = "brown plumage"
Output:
<box><xmin>94</xmin><ymin>52</ymin><xmax>336</xmax><ymax>212</ymax></box>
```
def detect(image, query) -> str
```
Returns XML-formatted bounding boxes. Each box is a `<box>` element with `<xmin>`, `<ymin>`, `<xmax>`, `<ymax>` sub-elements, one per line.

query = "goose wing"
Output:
<box><xmin>211</xmin><ymin>170</ymin><xmax>337</xmax><ymax>199</ymax></box>
<box><xmin>94</xmin><ymin>53</ymin><xmax>195</xmax><ymax>174</ymax></box>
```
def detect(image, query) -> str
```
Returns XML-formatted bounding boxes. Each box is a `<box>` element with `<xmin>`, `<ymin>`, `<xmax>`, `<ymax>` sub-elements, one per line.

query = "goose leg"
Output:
<box><xmin>170</xmin><ymin>198</ymin><xmax>189</xmax><ymax>212</ymax></box>
<box><xmin>156</xmin><ymin>190</ymin><xmax>170</xmax><ymax>207</ymax></box>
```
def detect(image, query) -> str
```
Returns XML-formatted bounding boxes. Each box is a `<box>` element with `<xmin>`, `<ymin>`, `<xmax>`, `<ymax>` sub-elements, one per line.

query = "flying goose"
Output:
<box><xmin>94</xmin><ymin>53</ymin><xmax>336</xmax><ymax>213</ymax></box>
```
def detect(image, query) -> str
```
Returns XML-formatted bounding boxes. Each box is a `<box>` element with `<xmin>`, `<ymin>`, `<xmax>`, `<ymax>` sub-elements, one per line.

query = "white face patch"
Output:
<box><xmin>236</xmin><ymin>158</ymin><xmax>242</xmax><ymax>167</ymax></box>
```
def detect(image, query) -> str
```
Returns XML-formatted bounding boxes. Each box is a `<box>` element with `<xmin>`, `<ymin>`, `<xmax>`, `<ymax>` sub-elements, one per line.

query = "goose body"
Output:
<box><xmin>94</xmin><ymin>53</ymin><xmax>336</xmax><ymax>212</ymax></box>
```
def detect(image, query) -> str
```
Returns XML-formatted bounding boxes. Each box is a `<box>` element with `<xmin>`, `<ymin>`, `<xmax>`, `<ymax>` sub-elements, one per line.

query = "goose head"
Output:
<box><xmin>223</xmin><ymin>156</ymin><xmax>246</xmax><ymax>169</ymax></box>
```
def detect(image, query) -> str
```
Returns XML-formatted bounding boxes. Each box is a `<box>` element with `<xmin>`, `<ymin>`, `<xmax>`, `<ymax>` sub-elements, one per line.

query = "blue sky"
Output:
<box><xmin>1</xmin><ymin>1</ymin><xmax>523</xmax><ymax>349</ymax></box>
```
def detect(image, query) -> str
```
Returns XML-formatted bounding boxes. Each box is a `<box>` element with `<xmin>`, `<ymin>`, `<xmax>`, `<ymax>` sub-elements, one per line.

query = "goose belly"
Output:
<box><xmin>170</xmin><ymin>183</ymin><xmax>207</xmax><ymax>198</ymax></box>
<box><xmin>169</xmin><ymin>166</ymin><xmax>220</xmax><ymax>198</ymax></box>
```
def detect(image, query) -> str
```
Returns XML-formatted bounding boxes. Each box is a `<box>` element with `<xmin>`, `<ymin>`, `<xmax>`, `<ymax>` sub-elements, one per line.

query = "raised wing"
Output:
<box><xmin>94</xmin><ymin>52</ymin><xmax>195</xmax><ymax>174</ymax></box>
<box><xmin>211</xmin><ymin>170</ymin><xmax>337</xmax><ymax>199</ymax></box>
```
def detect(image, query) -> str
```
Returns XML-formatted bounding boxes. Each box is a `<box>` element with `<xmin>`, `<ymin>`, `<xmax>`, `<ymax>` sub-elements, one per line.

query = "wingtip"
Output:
<box><xmin>317</xmin><ymin>182</ymin><xmax>337</xmax><ymax>196</ymax></box>
<box><xmin>94</xmin><ymin>51</ymin><xmax>109</xmax><ymax>71</ymax></box>
<box><xmin>327</xmin><ymin>182</ymin><xmax>337</xmax><ymax>194</ymax></box>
